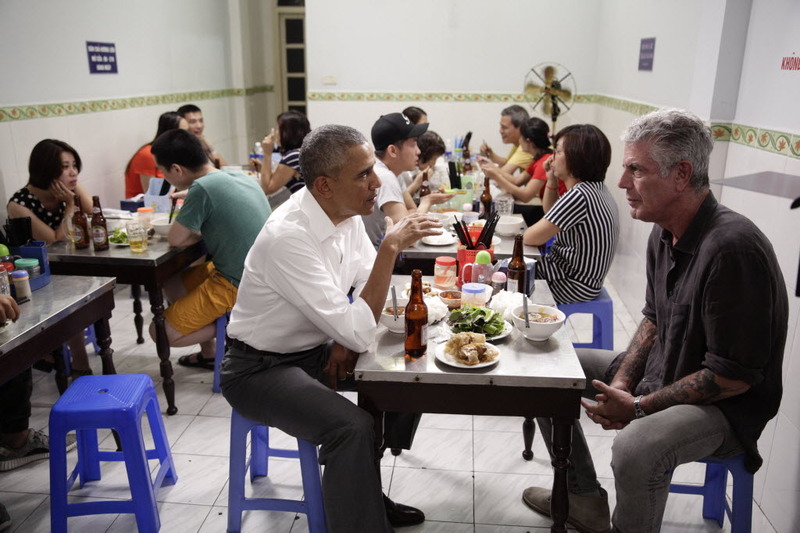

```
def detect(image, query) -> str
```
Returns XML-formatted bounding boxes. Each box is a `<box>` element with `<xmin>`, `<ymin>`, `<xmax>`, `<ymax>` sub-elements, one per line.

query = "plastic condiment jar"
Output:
<box><xmin>433</xmin><ymin>256</ymin><xmax>457</xmax><ymax>290</ymax></box>
<box><xmin>0</xmin><ymin>266</ymin><xmax>10</xmax><ymax>296</ymax></box>
<box><xmin>14</xmin><ymin>257</ymin><xmax>41</xmax><ymax>278</ymax></box>
<box><xmin>461</xmin><ymin>282</ymin><xmax>491</xmax><ymax>307</ymax></box>
<box><xmin>491</xmin><ymin>271</ymin><xmax>507</xmax><ymax>295</ymax></box>
<box><xmin>136</xmin><ymin>206</ymin><xmax>155</xmax><ymax>228</ymax></box>
<box><xmin>11</xmin><ymin>270</ymin><xmax>31</xmax><ymax>300</ymax></box>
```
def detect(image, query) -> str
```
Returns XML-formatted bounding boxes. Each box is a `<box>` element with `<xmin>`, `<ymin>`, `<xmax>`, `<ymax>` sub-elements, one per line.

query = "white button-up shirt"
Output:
<box><xmin>227</xmin><ymin>188</ymin><xmax>378</xmax><ymax>353</ymax></box>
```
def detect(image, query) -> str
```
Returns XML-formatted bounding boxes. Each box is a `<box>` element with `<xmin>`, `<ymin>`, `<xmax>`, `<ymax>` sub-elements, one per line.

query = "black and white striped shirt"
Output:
<box><xmin>537</xmin><ymin>181</ymin><xmax>619</xmax><ymax>304</ymax></box>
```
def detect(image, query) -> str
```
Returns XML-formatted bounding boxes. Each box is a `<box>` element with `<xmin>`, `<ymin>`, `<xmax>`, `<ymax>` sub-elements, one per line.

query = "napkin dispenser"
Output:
<box><xmin>497</xmin><ymin>257</ymin><xmax>537</xmax><ymax>296</ymax></box>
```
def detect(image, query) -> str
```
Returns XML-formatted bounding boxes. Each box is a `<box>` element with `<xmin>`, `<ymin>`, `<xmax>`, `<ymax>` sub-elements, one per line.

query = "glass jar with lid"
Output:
<box><xmin>433</xmin><ymin>256</ymin><xmax>457</xmax><ymax>290</ymax></box>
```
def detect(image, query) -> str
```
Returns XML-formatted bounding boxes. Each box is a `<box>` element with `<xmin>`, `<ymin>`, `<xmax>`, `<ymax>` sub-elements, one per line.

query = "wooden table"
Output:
<box><xmin>355</xmin><ymin>279</ymin><xmax>584</xmax><ymax>532</ymax></box>
<box><xmin>48</xmin><ymin>240</ymin><xmax>205</xmax><ymax>414</ymax></box>
<box><xmin>0</xmin><ymin>275</ymin><xmax>116</xmax><ymax>391</ymax></box>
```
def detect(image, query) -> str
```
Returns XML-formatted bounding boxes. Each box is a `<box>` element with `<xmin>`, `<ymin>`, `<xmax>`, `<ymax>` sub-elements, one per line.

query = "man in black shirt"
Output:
<box><xmin>522</xmin><ymin>109</ymin><xmax>788</xmax><ymax>533</ymax></box>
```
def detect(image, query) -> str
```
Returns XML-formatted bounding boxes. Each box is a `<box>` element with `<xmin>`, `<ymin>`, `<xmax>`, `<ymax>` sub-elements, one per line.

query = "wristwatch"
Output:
<box><xmin>633</xmin><ymin>395</ymin><xmax>647</xmax><ymax>419</ymax></box>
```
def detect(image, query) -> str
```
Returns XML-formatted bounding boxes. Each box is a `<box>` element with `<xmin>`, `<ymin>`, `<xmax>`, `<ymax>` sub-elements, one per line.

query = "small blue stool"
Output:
<box><xmin>669</xmin><ymin>454</ymin><xmax>753</xmax><ymax>533</ymax></box>
<box><xmin>49</xmin><ymin>374</ymin><xmax>178</xmax><ymax>533</ymax></box>
<box><xmin>212</xmin><ymin>313</ymin><xmax>230</xmax><ymax>393</ymax></box>
<box><xmin>558</xmin><ymin>286</ymin><xmax>614</xmax><ymax>350</ymax></box>
<box><xmin>228</xmin><ymin>409</ymin><xmax>326</xmax><ymax>533</ymax></box>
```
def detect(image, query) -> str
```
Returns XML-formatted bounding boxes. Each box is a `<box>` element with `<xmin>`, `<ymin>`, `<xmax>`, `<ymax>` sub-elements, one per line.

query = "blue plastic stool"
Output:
<box><xmin>228</xmin><ymin>409</ymin><xmax>326</xmax><ymax>533</ymax></box>
<box><xmin>49</xmin><ymin>374</ymin><xmax>178</xmax><ymax>532</ymax></box>
<box><xmin>212</xmin><ymin>313</ymin><xmax>230</xmax><ymax>393</ymax></box>
<box><xmin>558</xmin><ymin>287</ymin><xmax>614</xmax><ymax>350</ymax></box>
<box><xmin>669</xmin><ymin>454</ymin><xmax>753</xmax><ymax>533</ymax></box>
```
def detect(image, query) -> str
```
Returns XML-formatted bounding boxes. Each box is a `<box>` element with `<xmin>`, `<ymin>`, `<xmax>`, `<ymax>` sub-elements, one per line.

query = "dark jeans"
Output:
<box><xmin>0</xmin><ymin>368</ymin><xmax>33</xmax><ymax>434</ymax></box>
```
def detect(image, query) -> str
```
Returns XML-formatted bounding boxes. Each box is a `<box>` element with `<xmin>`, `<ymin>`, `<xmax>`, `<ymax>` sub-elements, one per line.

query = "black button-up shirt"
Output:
<box><xmin>638</xmin><ymin>192</ymin><xmax>788</xmax><ymax>472</ymax></box>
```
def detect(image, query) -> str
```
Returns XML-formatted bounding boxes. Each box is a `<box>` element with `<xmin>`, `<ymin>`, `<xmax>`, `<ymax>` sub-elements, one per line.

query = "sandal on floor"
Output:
<box><xmin>177</xmin><ymin>352</ymin><xmax>215</xmax><ymax>370</ymax></box>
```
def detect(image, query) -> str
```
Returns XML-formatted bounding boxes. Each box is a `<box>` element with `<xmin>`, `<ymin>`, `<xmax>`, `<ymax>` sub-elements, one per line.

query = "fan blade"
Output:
<box><xmin>524</xmin><ymin>81</ymin><xmax>544</xmax><ymax>100</ymax></box>
<box><xmin>550</xmin><ymin>87</ymin><xmax>572</xmax><ymax>102</ymax></box>
<box><xmin>543</xmin><ymin>95</ymin><xmax>552</xmax><ymax>116</ymax></box>
<box><xmin>543</xmin><ymin>65</ymin><xmax>556</xmax><ymax>86</ymax></box>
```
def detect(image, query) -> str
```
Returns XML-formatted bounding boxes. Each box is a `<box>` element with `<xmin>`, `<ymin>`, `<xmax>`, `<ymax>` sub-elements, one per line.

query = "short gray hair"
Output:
<box><xmin>501</xmin><ymin>105</ymin><xmax>530</xmax><ymax>128</ymax></box>
<box><xmin>621</xmin><ymin>108</ymin><xmax>714</xmax><ymax>189</ymax></box>
<box><xmin>300</xmin><ymin>124</ymin><xmax>368</xmax><ymax>187</ymax></box>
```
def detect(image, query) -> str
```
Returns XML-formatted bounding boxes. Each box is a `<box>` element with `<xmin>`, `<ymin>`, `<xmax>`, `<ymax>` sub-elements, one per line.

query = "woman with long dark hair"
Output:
<box><xmin>255</xmin><ymin>110</ymin><xmax>312</xmax><ymax>195</ymax></box>
<box><xmin>124</xmin><ymin>111</ymin><xmax>187</xmax><ymax>197</ymax></box>
<box><xmin>7</xmin><ymin>139</ymin><xmax>95</xmax><ymax>375</ymax></box>
<box><xmin>523</xmin><ymin>124</ymin><xmax>619</xmax><ymax>304</ymax></box>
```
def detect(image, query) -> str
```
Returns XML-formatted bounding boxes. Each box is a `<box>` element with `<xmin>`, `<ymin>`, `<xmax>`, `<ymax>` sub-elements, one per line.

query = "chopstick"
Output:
<box><xmin>453</xmin><ymin>223</ymin><xmax>468</xmax><ymax>248</ymax></box>
<box><xmin>481</xmin><ymin>213</ymin><xmax>500</xmax><ymax>248</ymax></box>
<box><xmin>460</xmin><ymin>220</ymin><xmax>474</xmax><ymax>249</ymax></box>
<box><xmin>168</xmin><ymin>197</ymin><xmax>178</xmax><ymax>223</ymax></box>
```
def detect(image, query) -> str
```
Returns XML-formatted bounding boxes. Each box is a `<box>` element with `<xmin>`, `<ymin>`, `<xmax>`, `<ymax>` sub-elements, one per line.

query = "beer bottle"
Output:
<box><xmin>462</xmin><ymin>147</ymin><xmax>473</xmax><ymax>173</ymax></box>
<box><xmin>405</xmin><ymin>269</ymin><xmax>428</xmax><ymax>359</ymax></box>
<box><xmin>480</xmin><ymin>176</ymin><xmax>493</xmax><ymax>220</ymax></box>
<box><xmin>72</xmin><ymin>195</ymin><xmax>90</xmax><ymax>249</ymax></box>
<box><xmin>507</xmin><ymin>234</ymin><xmax>527</xmax><ymax>294</ymax></box>
<box><xmin>419</xmin><ymin>179</ymin><xmax>431</xmax><ymax>198</ymax></box>
<box><xmin>90</xmin><ymin>196</ymin><xmax>109</xmax><ymax>251</ymax></box>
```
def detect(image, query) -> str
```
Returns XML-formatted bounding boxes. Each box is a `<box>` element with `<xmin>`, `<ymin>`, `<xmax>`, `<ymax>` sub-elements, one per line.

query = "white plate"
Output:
<box><xmin>421</xmin><ymin>233</ymin><xmax>457</xmax><ymax>246</ymax></box>
<box><xmin>434</xmin><ymin>342</ymin><xmax>500</xmax><ymax>369</ymax></box>
<box><xmin>110</xmin><ymin>241</ymin><xmax>129</xmax><ymax>247</ymax></box>
<box><xmin>492</xmin><ymin>236</ymin><xmax>501</xmax><ymax>246</ymax></box>
<box><xmin>450</xmin><ymin>320</ymin><xmax>512</xmax><ymax>342</ymax></box>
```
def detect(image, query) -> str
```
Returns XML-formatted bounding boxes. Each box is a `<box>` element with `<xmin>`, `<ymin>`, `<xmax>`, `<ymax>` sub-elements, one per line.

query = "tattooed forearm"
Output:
<box><xmin>641</xmin><ymin>368</ymin><xmax>751</xmax><ymax>414</ymax></box>
<box><xmin>612</xmin><ymin>318</ymin><xmax>657</xmax><ymax>389</ymax></box>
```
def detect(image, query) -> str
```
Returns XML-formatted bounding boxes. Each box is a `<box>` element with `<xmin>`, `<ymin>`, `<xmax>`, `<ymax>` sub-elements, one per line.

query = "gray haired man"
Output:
<box><xmin>522</xmin><ymin>109</ymin><xmax>788</xmax><ymax>533</ymax></box>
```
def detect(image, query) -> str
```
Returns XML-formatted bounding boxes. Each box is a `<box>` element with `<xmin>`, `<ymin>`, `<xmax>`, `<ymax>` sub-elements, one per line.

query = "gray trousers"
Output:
<box><xmin>537</xmin><ymin>348</ymin><xmax>743</xmax><ymax>533</ymax></box>
<box><xmin>220</xmin><ymin>344</ymin><xmax>393</xmax><ymax>533</ymax></box>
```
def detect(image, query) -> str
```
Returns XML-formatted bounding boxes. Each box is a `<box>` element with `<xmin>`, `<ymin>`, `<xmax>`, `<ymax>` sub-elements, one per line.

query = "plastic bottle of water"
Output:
<box><xmin>251</xmin><ymin>141</ymin><xmax>264</xmax><ymax>163</ymax></box>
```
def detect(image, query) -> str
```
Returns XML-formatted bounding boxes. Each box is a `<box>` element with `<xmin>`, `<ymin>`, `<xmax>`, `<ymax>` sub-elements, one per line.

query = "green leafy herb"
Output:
<box><xmin>448</xmin><ymin>304</ymin><xmax>506</xmax><ymax>337</ymax></box>
<box><xmin>108</xmin><ymin>227</ymin><xmax>128</xmax><ymax>244</ymax></box>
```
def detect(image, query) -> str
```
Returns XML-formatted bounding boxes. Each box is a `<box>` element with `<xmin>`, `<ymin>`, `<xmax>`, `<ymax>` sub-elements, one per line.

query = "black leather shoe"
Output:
<box><xmin>383</xmin><ymin>494</ymin><xmax>425</xmax><ymax>527</ymax></box>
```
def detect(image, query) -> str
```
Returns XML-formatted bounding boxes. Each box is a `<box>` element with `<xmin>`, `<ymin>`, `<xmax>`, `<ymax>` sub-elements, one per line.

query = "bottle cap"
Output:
<box><xmin>11</xmin><ymin>270</ymin><xmax>29</xmax><ymax>280</ymax></box>
<box><xmin>475</xmin><ymin>251</ymin><xmax>492</xmax><ymax>265</ymax></box>
<box><xmin>491</xmin><ymin>272</ymin><xmax>507</xmax><ymax>282</ymax></box>
<box><xmin>435</xmin><ymin>256</ymin><xmax>456</xmax><ymax>266</ymax></box>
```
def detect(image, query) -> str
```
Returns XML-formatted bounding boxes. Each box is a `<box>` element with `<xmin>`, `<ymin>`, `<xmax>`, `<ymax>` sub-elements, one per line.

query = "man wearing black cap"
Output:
<box><xmin>363</xmin><ymin>112</ymin><xmax>454</xmax><ymax>247</ymax></box>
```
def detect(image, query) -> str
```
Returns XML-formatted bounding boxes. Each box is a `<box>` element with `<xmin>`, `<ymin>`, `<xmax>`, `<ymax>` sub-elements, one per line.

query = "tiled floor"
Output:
<box><xmin>0</xmin><ymin>283</ymin><xmax>779</xmax><ymax>532</ymax></box>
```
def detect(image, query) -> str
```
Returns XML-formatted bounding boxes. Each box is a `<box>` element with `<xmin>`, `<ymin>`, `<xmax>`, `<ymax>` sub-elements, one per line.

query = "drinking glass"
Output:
<box><xmin>65</xmin><ymin>216</ymin><xmax>76</xmax><ymax>247</ymax></box>
<box><xmin>126</xmin><ymin>221</ymin><xmax>148</xmax><ymax>253</ymax></box>
<box><xmin>495</xmin><ymin>195</ymin><xmax>514</xmax><ymax>216</ymax></box>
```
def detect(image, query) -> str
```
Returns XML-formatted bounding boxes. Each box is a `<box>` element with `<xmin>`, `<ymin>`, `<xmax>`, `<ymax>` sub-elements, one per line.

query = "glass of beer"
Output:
<box><xmin>126</xmin><ymin>221</ymin><xmax>148</xmax><ymax>253</ymax></box>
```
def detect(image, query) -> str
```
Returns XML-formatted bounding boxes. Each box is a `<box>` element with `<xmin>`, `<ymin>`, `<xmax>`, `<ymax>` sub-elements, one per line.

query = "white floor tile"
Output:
<box><xmin>393</xmin><ymin>427</ymin><xmax>472</xmax><ymax>471</ymax></box>
<box><xmin>389</xmin><ymin>467</ymin><xmax>474</xmax><ymax>523</ymax></box>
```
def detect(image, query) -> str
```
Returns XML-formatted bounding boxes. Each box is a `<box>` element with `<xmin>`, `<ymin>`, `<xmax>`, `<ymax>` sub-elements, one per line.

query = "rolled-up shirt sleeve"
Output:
<box><xmin>701</xmin><ymin>250</ymin><xmax>776</xmax><ymax>386</ymax></box>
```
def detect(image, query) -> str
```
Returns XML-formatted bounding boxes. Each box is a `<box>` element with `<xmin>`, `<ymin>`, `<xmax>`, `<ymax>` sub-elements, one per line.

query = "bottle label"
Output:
<box><xmin>508</xmin><ymin>278</ymin><xmax>521</xmax><ymax>294</ymax></box>
<box><xmin>421</xmin><ymin>324</ymin><xmax>428</xmax><ymax>345</ymax></box>
<box><xmin>92</xmin><ymin>226</ymin><xmax>108</xmax><ymax>244</ymax></box>
<box><xmin>73</xmin><ymin>226</ymin><xmax>84</xmax><ymax>242</ymax></box>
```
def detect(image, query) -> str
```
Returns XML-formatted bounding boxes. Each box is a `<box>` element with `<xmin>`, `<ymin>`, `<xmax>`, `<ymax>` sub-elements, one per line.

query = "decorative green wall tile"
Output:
<box><xmin>3</xmin><ymin>87</ymin><xmax>799</xmax><ymax>161</ymax></box>
<box><xmin>0</xmin><ymin>87</ymin><xmax>268</xmax><ymax>123</ymax></box>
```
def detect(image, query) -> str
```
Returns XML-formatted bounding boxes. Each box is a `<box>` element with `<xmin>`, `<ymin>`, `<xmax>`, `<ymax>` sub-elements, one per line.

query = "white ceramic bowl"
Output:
<box><xmin>510</xmin><ymin>304</ymin><xmax>566</xmax><ymax>341</ymax></box>
<box><xmin>380</xmin><ymin>297</ymin><xmax>409</xmax><ymax>334</ymax></box>
<box><xmin>151</xmin><ymin>216</ymin><xmax>173</xmax><ymax>237</ymax></box>
<box><xmin>494</xmin><ymin>215</ymin><xmax>525</xmax><ymax>236</ymax></box>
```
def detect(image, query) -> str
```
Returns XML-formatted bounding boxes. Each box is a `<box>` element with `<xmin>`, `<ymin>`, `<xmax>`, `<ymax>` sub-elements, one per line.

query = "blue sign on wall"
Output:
<box><xmin>86</xmin><ymin>41</ymin><xmax>118</xmax><ymax>74</ymax></box>
<box><xmin>638</xmin><ymin>38</ymin><xmax>656</xmax><ymax>71</ymax></box>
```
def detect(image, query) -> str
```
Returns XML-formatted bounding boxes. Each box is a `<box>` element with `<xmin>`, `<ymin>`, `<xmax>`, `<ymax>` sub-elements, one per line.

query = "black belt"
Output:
<box><xmin>226</xmin><ymin>337</ymin><xmax>277</xmax><ymax>356</ymax></box>
<box><xmin>226</xmin><ymin>337</ymin><xmax>327</xmax><ymax>359</ymax></box>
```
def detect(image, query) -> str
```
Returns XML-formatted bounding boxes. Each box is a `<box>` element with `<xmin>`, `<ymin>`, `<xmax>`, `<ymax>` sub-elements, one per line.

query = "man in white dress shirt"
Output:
<box><xmin>362</xmin><ymin>112</ymin><xmax>453</xmax><ymax>247</ymax></box>
<box><xmin>221</xmin><ymin>125</ymin><xmax>440</xmax><ymax>532</ymax></box>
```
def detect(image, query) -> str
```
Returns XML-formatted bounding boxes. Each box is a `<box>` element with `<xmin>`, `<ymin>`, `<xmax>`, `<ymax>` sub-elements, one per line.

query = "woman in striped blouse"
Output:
<box><xmin>523</xmin><ymin>124</ymin><xmax>619</xmax><ymax>304</ymax></box>
<box><xmin>255</xmin><ymin>110</ymin><xmax>311</xmax><ymax>195</ymax></box>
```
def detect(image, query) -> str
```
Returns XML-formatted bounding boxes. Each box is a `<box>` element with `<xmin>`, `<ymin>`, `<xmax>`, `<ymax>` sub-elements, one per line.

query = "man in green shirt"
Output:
<box><xmin>150</xmin><ymin>129</ymin><xmax>271</xmax><ymax>369</ymax></box>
